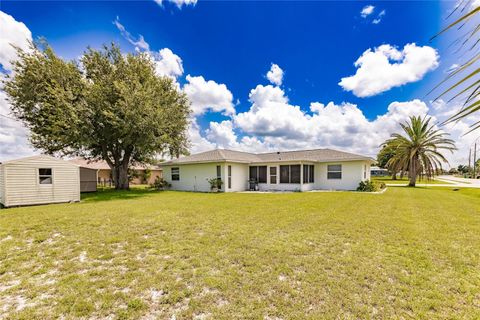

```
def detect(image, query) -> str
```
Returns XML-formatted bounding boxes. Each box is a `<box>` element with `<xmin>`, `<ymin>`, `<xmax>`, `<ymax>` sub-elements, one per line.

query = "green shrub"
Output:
<box><xmin>357</xmin><ymin>180</ymin><xmax>385</xmax><ymax>192</ymax></box>
<box><xmin>150</xmin><ymin>176</ymin><xmax>171</xmax><ymax>190</ymax></box>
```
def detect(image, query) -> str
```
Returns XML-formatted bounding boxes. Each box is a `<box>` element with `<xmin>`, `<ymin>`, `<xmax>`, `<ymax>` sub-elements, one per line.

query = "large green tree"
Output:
<box><xmin>4</xmin><ymin>43</ymin><xmax>190</xmax><ymax>189</ymax></box>
<box><xmin>382</xmin><ymin>116</ymin><xmax>456</xmax><ymax>187</ymax></box>
<box><xmin>376</xmin><ymin>144</ymin><xmax>398</xmax><ymax>179</ymax></box>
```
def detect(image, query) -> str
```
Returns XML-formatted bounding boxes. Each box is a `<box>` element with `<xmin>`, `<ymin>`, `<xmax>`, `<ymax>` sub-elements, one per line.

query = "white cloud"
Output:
<box><xmin>150</xmin><ymin>48</ymin><xmax>184</xmax><ymax>78</ymax></box>
<box><xmin>183</xmin><ymin>75</ymin><xmax>235</xmax><ymax>116</ymax></box>
<box><xmin>361</xmin><ymin>5</ymin><xmax>375</xmax><ymax>18</ymax></box>
<box><xmin>0</xmin><ymin>12</ymin><xmax>36</xmax><ymax>161</ymax></box>
<box><xmin>228</xmin><ymin>84</ymin><xmax>431</xmax><ymax>157</ymax></box>
<box><xmin>339</xmin><ymin>43</ymin><xmax>439</xmax><ymax>97</ymax></box>
<box><xmin>372</xmin><ymin>10</ymin><xmax>386</xmax><ymax>24</ymax></box>
<box><xmin>0</xmin><ymin>91</ymin><xmax>36</xmax><ymax>161</ymax></box>
<box><xmin>153</xmin><ymin>0</ymin><xmax>197</xmax><ymax>8</ymax></box>
<box><xmin>266</xmin><ymin>63</ymin><xmax>284</xmax><ymax>86</ymax></box>
<box><xmin>113</xmin><ymin>17</ymin><xmax>150</xmax><ymax>51</ymax></box>
<box><xmin>0</xmin><ymin>11</ymin><xmax>32</xmax><ymax>71</ymax></box>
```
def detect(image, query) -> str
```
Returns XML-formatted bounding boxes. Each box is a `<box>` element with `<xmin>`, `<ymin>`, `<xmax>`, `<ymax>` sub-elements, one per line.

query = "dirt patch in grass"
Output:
<box><xmin>1</xmin><ymin>188</ymin><xmax>480</xmax><ymax>318</ymax></box>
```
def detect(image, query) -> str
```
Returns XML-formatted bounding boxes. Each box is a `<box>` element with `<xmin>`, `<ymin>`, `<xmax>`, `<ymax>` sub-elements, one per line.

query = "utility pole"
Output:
<box><xmin>474</xmin><ymin>143</ymin><xmax>477</xmax><ymax>179</ymax></box>
<box><xmin>469</xmin><ymin>148</ymin><xmax>472</xmax><ymax>176</ymax></box>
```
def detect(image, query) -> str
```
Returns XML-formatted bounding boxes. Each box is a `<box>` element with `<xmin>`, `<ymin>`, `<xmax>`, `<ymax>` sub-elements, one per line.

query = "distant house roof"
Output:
<box><xmin>69</xmin><ymin>158</ymin><xmax>162</xmax><ymax>170</ymax></box>
<box><xmin>162</xmin><ymin>148</ymin><xmax>374</xmax><ymax>165</ymax></box>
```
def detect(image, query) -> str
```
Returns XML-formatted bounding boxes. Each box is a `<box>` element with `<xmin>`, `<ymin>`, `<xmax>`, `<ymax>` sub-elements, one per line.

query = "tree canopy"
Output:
<box><xmin>4</xmin><ymin>43</ymin><xmax>190</xmax><ymax>189</ymax></box>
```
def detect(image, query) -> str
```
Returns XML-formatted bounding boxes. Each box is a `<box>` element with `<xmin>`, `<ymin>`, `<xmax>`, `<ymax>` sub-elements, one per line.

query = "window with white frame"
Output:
<box><xmin>39</xmin><ymin>168</ymin><xmax>53</xmax><ymax>184</ymax></box>
<box><xmin>171</xmin><ymin>167</ymin><xmax>180</xmax><ymax>181</ymax></box>
<box><xmin>303</xmin><ymin>165</ymin><xmax>315</xmax><ymax>183</ymax></box>
<box><xmin>327</xmin><ymin>164</ymin><xmax>342</xmax><ymax>180</ymax></box>
<box><xmin>270</xmin><ymin>166</ymin><xmax>277</xmax><ymax>184</ymax></box>
<box><xmin>279</xmin><ymin>165</ymin><xmax>301</xmax><ymax>184</ymax></box>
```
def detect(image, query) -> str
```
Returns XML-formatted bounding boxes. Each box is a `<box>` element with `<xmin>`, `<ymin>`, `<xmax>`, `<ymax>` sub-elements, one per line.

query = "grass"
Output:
<box><xmin>372</xmin><ymin>176</ymin><xmax>452</xmax><ymax>185</ymax></box>
<box><xmin>1</xmin><ymin>187</ymin><xmax>480</xmax><ymax>319</ymax></box>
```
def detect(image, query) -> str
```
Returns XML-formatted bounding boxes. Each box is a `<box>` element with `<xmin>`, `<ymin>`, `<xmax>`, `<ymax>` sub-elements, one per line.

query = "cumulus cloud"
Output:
<box><xmin>339</xmin><ymin>43</ymin><xmax>439</xmax><ymax>97</ymax></box>
<box><xmin>229</xmin><ymin>84</ymin><xmax>430</xmax><ymax>156</ymax></box>
<box><xmin>183</xmin><ymin>75</ymin><xmax>235</xmax><ymax>116</ymax></box>
<box><xmin>113</xmin><ymin>17</ymin><xmax>150</xmax><ymax>51</ymax></box>
<box><xmin>0</xmin><ymin>12</ymin><xmax>36</xmax><ymax>161</ymax></box>
<box><xmin>150</xmin><ymin>48</ymin><xmax>184</xmax><ymax>78</ymax></box>
<box><xmin>153</xmin><ymin>0</ymin><xmax>197</xmax><ymax>8</ymax></box>
<box><xmin>0</xmin><ymin>11</ymin><xmax>32</xmax><ymax>71</ymax></box>
<box><xmin>360</xmin><ymin>5</ymin><xmax>375</xmax><ymax>18</ymax></box>
<box><xmin>266</xmin><ymin>63</ymin><xmax>284</xmax><ymax>86</ymax></box>
<box><xmin>0</xmin><ymin>90</ymin><xmax>36</xmax><ymax>161</ymax></box>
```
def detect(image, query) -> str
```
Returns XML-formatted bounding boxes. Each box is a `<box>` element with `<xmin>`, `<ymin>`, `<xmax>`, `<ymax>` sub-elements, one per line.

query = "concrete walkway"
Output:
<box><xmin>386</xmin><ymin>175</ymin><xmax>480</xmax><ymax>188</ymax></box>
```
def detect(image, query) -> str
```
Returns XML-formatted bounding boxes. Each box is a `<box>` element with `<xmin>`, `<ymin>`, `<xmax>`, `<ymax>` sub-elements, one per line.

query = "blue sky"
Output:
<box><xmin>0</xmin><ymin>1</ymin><xmax>474</xmax><ymax>165</ymax></box>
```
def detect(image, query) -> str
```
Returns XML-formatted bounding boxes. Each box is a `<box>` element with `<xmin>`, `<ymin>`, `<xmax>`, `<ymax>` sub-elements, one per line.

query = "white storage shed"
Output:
<box><xmin>0</xmin><ymin>155</ymin><xmax>80</xmax><ymax>208</ymax></box>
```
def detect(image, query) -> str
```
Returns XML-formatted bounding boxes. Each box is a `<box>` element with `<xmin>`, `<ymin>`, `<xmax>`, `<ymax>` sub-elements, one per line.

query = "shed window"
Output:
<box><xmin>39</xmin><ymin>168</ymin><xmax>52</xmax><ymax>185</ymax></box>
<box><xmin>327</xmin><ymin>164</ymin><xmax>342</xmax><ymax>180</ymax></box>
<box><xmin>171</xmin><ymin>167</ymin><xmax>180</xmax><ymax>181</ymax></box>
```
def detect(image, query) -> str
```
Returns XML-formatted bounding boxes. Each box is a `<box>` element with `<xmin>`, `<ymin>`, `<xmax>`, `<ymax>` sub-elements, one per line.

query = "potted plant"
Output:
<box><xmin>208</xmin><ymin>177</ymin><xmax>223</xmax><ymax>192</ymax></box>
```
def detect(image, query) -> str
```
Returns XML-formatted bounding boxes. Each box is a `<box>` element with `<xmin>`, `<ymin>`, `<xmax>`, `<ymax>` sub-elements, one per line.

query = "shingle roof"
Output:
<box><xmin>69</xmin><ymin>158</ymin><xmax>162</xmax><ymax>170</ymax></box>
<box><xmin>162</xmin><ymin>148</ymin><xmax>373</xmax><ymax>165</ymax></box>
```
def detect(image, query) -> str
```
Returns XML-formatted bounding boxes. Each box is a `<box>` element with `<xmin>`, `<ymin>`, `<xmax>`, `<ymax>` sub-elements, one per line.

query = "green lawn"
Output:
<box><xmin>1</xmin><ymin>187</ymin><xmax>480</xmax><ymax>319</ymax></box>
<box><xmin>372</xmin><ymin>176</ymin><xmax>451</xmax><ymax>185</ymax></box>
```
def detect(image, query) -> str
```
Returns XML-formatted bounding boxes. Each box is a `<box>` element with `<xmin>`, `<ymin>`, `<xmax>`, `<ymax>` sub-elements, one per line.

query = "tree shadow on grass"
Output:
<box><xmin>81</xmin><ymin>187</ymin><xmax>157</xmax><ymax>203</ymax></box>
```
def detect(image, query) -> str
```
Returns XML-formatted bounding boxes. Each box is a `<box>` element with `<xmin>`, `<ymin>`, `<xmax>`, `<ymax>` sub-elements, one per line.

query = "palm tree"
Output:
<box><xmin>431</xmin><ymin>4</ymin><xmax>479</xmax><ymax>129</ymax></box>
<box><xmin>382</xmin><ymin>116</ymin><xmax>456</xmax><ymax>187</ymax></box>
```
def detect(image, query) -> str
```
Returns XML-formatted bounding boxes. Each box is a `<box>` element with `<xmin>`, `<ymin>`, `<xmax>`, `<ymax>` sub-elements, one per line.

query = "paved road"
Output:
<box><xmin>386</xmin><ymin>175</ymin><xmax>480</xmax><ymax>188</ymax></box>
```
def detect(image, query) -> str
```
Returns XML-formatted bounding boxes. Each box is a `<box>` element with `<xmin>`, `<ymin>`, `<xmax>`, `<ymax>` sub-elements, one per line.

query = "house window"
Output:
<box><xmin>279</xmin><ymin>165</ymin><xmax>301</xmax><ymax>184</ymax></box>
<box><xmin>327</xmin><ymin>164</ymin><xmax>342</xmax><ymax>179</ymax></box>
<box><xmin>228</xmin><ymin>165</ymin><xmax>232</xmax><ymax>189</ymax></box>
<box><xmin>303</xmin><ymin>165</ymin><xmax>315</xmax><ymax>183</ymax></box>
<box><xmin>216</xmin><ymin>165</ymin><xmax>222</xmax><ymax>190</ymax></box>
<box><xmin>249</xmin><ymin>166</ymin><xmax>267</xmax><ymax>183</ymax></box>
<box><xmin>39</xmin><ymin>168</ymin><xmax>53</xmax><ymax>185</ymax></box>
<box><xmin>270</xmin><ymin>166</ymin><xmax>277</xmax><ymax>184</ymax></box>
<box><xmin>171</xmin><ymin>167</ymin><xmax>180</xmax><ymax>181</ymax></box>
<box><xmin>364</xmin><ymin>165</ymin><xmax>367</xmax><ymax>179</ymax></box>
<box><xmin>290</xmin><ymin>165</ymin><xmax>300</xmax><ymax>183</ymax></box>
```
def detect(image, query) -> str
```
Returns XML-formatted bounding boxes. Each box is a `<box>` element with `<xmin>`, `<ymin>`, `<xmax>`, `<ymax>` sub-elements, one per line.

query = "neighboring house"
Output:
<box><xmin>69</xmin><ymin>158</ymin><xmax>162</xmax><ymax>185</ymax></box>
<box><xmin>370</xmin><ymin>166</ymin><xmax>389</xmax><ymax>177</ymax></box>
<box><xmin>161</xmin><ymin>148</ymin><xmax>374</xmax><ymax>192</ymax></box>
<box><xmin>0</xmin><ymin>155</ymin><xmax>80</xmax><ymax>208</ymax></box>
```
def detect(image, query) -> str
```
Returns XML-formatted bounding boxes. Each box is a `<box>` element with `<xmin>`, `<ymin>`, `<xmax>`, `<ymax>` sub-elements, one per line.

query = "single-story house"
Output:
<box><xmin>0</xmin><ymin>155</ymin><xmax>80</xmax><ymax>208</ymax></box>
<box><xmin>370</xmin><ymin>166</ymin><xmax>389</xmax><ymax>177</ymax></box>
<box><xmin>161</xmin><ymin>148</ymin><xmax>374</xmax><ymax>192</ymax></box>
<box><xmin>69</xmin><ymin>159</ymin><xmax>162</xmax><ymax>186</ymax></box>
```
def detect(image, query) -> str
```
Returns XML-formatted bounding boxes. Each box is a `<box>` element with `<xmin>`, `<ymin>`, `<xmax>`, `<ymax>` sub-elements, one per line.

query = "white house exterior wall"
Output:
<box><xmin>1</xmin><ymin>156</ymin><xmax>80</xmax><ymax>207</ymax></box>
<box><xmin>0</xmin><ymin>165</ymin><xmax>5</xmax><ymax>205</ymax></box>
<box><xmin>315</xmin><ymin>161</ymin><xmax>370</xmax><ymax>190</ymax></box>
<box><xmin>164</xmin><ymin>163</ymin><xmax>223</xmax><ymax>192</ymax></box>
<box><xmin>224</xmin><ymin>162</ymin><xmax>249</xmax><ymax>192</ymax></box>
<box><xmin>164</xmin><ymin>160</ymin><xmax>371</xmax><ymax>192</ymax></box>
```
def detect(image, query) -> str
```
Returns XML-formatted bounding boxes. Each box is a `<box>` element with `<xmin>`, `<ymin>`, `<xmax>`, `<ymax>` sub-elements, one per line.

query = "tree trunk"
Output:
<box><xmin>111</xmin><ymin>162</ymin><xmax>130</xmax><ymax>190</ymax></box>
<box><xmin>408</xmin><ymin>159</ymin><xmax>417</xmax><ymax>187</ymax></box>
<box><xmin>391</xmin><ymin>170</ymin><xmax>397</xmax><ymax>180</ymax></box>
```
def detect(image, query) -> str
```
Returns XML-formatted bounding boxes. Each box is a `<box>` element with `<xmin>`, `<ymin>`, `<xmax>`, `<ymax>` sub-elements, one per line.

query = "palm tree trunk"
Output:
<box><xmin>408</xmin><ymin>159</ymin><xmax>417</xmax><ymax>187</ymax></box>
